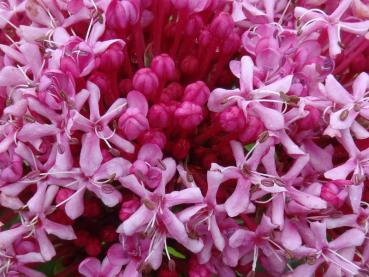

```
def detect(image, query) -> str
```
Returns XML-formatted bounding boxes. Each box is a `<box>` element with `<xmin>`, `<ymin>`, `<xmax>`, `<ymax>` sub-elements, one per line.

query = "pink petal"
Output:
<box><xmin>117</xmin><ymin>205</ymin><xmax>152</xmax><ymax>235</ymax></box>
<box><xmin>329</xmin><ymin>108</ymin><xmax>358</xmax><ymax>130</ymax></box>
<box><xmin>87</xmin><ymin>81</ymin><xmax>101</xmax><ymax>121</ymax></box>
<box><xmin>325</xmin><ymin>74</ymin><xmax>353</xmax><ymax>104</ymax></box>
<box><xmin>281</xmin><ymin>220</ymin><xmax>301</xmax><ymax>250</ymax></box>
<box><xmin>119</xmin><ymin>174</ymin><xmax>148</xmax><ymax>198</ymax></box>
<box><xmin>240</xmin><ymin>56</ymin><xmax>254</xmax><ymax>93</ymax></box>
<box><xmin>127</xmin><ymin>90</ymin><xmax>149</xmax><ymax>115</ymax></box>
<box><xmin>324</xmin><ymin>158</ymin><xmax>356</xmax><ymax>180</ymax></box>
<box><xmin>94</xmin><ymin>158</ymin><xmax>131</xmax><ymax>181</ymax></box>
<box><xmin>210</xmin><ymin>215</ymin><xmax>225</xmax><ymax>251</ymax></box>
<box><xmin>43</xmin><ymin>219</ymin><xmax>76</xmax><ymax>240</ymax></box>
<box><xmin>137</xmin><ymin>143</ymin><xmax>163</xmax><ymax>164</ymax></box>
<box><xmin>36</xmin><ymin>229</ymin><xmax>56</xmax><ymax>261</ymax></box>
<box><xmin>79</xmin><ymin>257</ymin><xmax>101</xmax><ymax>277</ymax></box>
<box><xmin>329</xmin><ymin>228</ymin><xmax>365</xmax><ymax>249</ymax></box>
<box><xmin>80</xmin><ymin>132</ymin><xmax>103</xmax><ymax>176</ymax></box>
<box><xmin>252</xmin><ymin>102</ymin><xmax>285</xmax><ymax>131</ymax></box>
<box><xmin>166</xmin><ymin>187</ymin><xmax>204</xmax><ymax>207</ymax></box>
<box><xmin>65</xmin><ymin>187</ymin><xmax>86</xmax><ymax>220</ymax></box>
<box><xmin>224</xmin><ymin>178</ymin><xmax>250</xmax><ymax>217</ymax></box>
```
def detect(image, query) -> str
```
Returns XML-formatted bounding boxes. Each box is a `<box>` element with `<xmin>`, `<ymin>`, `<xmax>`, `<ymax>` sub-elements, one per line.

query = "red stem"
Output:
<box><xmin>170</xmin><ymin>11</ymin><xmax>188</xmax><ymax>58</ymax></box>
<box><xmin>152</xmin><ymin>0</ymin><xmax>168</xmax><ymax>55</ymax></box>
<box><xmin>133</xmin><ymin>22</ymin><xmax>145</xmax><ymax>68</ymax></box>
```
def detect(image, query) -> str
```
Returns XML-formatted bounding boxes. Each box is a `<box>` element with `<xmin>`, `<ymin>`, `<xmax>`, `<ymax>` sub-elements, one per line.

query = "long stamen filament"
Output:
<box><xmin>55</xmin><ymin>187</ymin><xmax>85</xmax><ymax>208</ymax></box>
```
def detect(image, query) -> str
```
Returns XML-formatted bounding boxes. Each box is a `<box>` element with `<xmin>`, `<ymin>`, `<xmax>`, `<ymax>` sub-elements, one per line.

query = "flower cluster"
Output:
<box><xmin>2</xmin><ymin>0</ymin><xmax>369</xmax><ymax>276</ymax></box>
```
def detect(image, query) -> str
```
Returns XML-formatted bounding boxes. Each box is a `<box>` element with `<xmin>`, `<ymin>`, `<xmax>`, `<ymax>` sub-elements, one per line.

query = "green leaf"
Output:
<box><xmin>167</xmin><ymin>246</ymin><xmax>187</xmax><ymax>259</ymax></box>
<box><xmin>244</xmin><ymin>143</ymin><xmax>255</xmax><ymax>152</ymax></box>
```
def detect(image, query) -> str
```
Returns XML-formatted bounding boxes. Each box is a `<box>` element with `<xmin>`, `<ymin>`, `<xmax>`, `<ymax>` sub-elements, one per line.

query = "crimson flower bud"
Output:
<box><xmin>133</xmin><ymin>68</ymin><xmax>159</xmax><ymax>98</ymax></box>
<box><xmin>149</xmin><ymin>104</ymin><xmax>170</xmax><ymax>129</ymax></box>
<box><xmin>219</xmin><ymin>106</ymin><xmax>246</xmax><ymax>132</ymax></box>
<box><xmin>151</xmin><ymin>54</ymin><xmax>176</xmax><ymax>81</ymax></box>
<box><xmin>99</xmin><ymin>43</ymin><xmax>124</xmax><ymax>71</ymax></box>
<box><xmin>138</xmin><ymin>130</ymin><xmax>167</xmax><ymax>149</ymax></box>
<box><xmin>171</xmin><ymin>138</ymin><xmax>190</xmax><ymax>160</ymax></box>
<box><xmin>119</xmin><ymin>108</ymin><xmax>149</xmax><ymax>140</ymax></box>
<box><xmin>100</xmin><ymin>225</ymin><xmax>118</xmax><ymax>243</ymax></box>
<box><xmin>106</xmin><ymin>0</ymin><xmax>139</xmax><ymax>30</ymax></box>
<box><xmin>85</xmin><ymin>237</ymin><xmax>101</xmax><ymax>257</ymax></box>
<box><xmin>74</xmin><ymin>230</ymin><xmax>90</xmax><ymax>248</ymax></box>
<box><xmin>174</xmin><ymin>101</ymin><xmax>203</xmax><ymax>129</ymax></box>
<box><xmin>162</xmin><ymin>82</ymin><xmax>184</xmax><ymax>101</ymax></box>
<box><xmin>183</xmin><ymin>81</ymin><xmax>210</xmax><ymax>106</ymax></box>
<box><xmin>209</xmin><ymin>12</ymin><xmax>234</xmax><ymax>40</ymax></box>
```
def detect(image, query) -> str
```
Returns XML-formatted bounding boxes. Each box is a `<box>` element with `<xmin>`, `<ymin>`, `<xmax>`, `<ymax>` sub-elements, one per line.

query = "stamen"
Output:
<box><xmin>260</xmin><ymin>179</ymin><xmax>274</xmax><ymax>187</ymax></box>
<box><xmin>278</xmin><ymin>0</ymin><xmax>291</xmax><ymax>25</ymax></box>
<box><xmin>16</xmin><ymin>65</ymin><xmax>32</xmax><ymax>85</ymax></box>
<box><xmin>254</xmin><ymin>193</ymin><xmax>278</xmax><ymax>204</ymax></box>
<box><xmin>328</xmin><ymin>248</ymin><xmax>362</xmax><ymax>270</ymax></box>
<box><xmin>322</xmin><ymin>252</ymin><xmax>358</xmax><ymax>275</ymax></box>
<box><xmin>298</xmin><ymin>17</ymin><xmax>327</xmax><ymax>34</ymax></box>
<box><xmin>40</xmin><ymin>170</ymin><xmax>77</xmax><ymax>176</ymax></box>
<box><xmin>143</xmin><ymin>198</ymin><xmax>156</xmax><ymax>210</ymax></box>
<box><xmin>258</xmin><ymin>131</ymin><xmax>269</xmax><ymax>143</ymax></box>
<box><xmin>0</xmin><ymin>14</ymin><xmax>18</xmax><ymax>30</ymax></box>
<box><xmin>55</xmin><ymin>187</ymin><xmax>85</xmax><ymax>208</ymax></box>
<box><xmin>252</xmin><ymin>246</ymin><xmax>259</xmax><ymax>272</ymax></box>
<box><xmin>339</xmin><ymin>109</ymin><xmax>349</xmax><ymax>121</ymax></box>
<box><xmin>299</xmin><ymin>9</ymin><xmax>328</xmax><ymax>21</ymax></box>
<box><xmin>85</xmin><ymin>17</ymin><xmax>94</xmax><ymax>41</ymax></box>
<box><xmin>97</xmin><ymin>103</ymin><xmax>127</xmax><ymax>124</ymax></box>
<box><xmin>156</xmin><ymin>159</ymin><xmax>167</xmax><ymax>170</ymax></box>
<box><xmin>164</xmin><ymin>238</ymin><xmax>171</xmax><ymax>261</ymax></box>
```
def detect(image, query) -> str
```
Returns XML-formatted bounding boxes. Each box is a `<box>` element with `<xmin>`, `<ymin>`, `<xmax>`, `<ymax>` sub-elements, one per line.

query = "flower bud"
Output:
<box><xmin>180</xmin><ymin>55</ymin><xmax>199</xmax><ymax>76</ymax></box>
<box><xmin>149</xmin><ymin>104</ymin><xmax>170</xmax><ymax>129</ymax></box>
<box><xmin>174</xmin><ymin>101</ymin><xmax>203</xmax><ymax>129</ymax></box>
<box><xmin>239</xmin><ymin>115</ymin><xmax>264</xmax><ymax>143</ymax></box>
<box><xmin>199</xmin><ymin>30</ymin><xmax>212</xmax><ymax>47</ymax></box>
<box><xmin>133</xmin><ymin>68</ymin><xmax>159</xmax><ymax>98</ymax></box>
<box><xmin>162</xmin><ymin>82</ymin><xmax>184</xmax><ymax>101</ymax></box>
<box><xmin>170</xmin><ymin>0</ymin><xmax>210</xmax><ymax>12</ymax></box>
<box><xmin>185</xmin><ymin>15</ymin><xmax>204</xmax><ymax>37</ymax></box>
<box><xmin>85</xmin><ymin>237</ymin><xmax>102</xmax><ymax>257</ymax></box>
<box><xmin>119</xmin><ymin>108</ymin><xmax>149</xmax><ymax>140</ymax></box>
<box><xmin>219</xmin><ymin>106</ymin><xmax>246</xmax><ymax>132</ymax></box>
<box><xmin>171</xmin><ymin>138</ymin><xmax>190</xmax><ymax>160</ymax></box>
<box><xmin>99</xmin><ymin>43</ymin><xmax>124</xmax><ymax>71</ymax></box>
<box><xmin>138</xmin><ymin>130</ymin><xmax>167</xmax><ymax>149</ymax></box>
<box><xmin>74</xmin><ymin>230</ymin><xmax>91</xmax><ymax>248</ymax></box>
<box><xmin>151</xmin><ymin>54</ymin><xmax>176</xmax><ymax>81</ymax></box>
<box><xmin>221</xmin><ymin>32</ymin><xmax>240</xmax><ymax>55</ymax></box>
<box><xmin>209</xmin><ymin>12</ymin><xmax>234</xmax><ymax>40</ymax></box>
<box><xmin>183</xmin><ymin>81</ymin><xmax>210</xmax><ymax>106</ymax></box>
<box><xmin>106</xmin><ymin>0</ymin><xmax>139</xmax><ymax>30</ymax></box>
<box><xmin>119</xmin><ymin>79</ymin><xmax>133</xmax><ymax>95</ymax></box>
<box><xmin>100</xmin><ymin>225</ymin><xmax>118</xmax><ymax>243</ymax></box>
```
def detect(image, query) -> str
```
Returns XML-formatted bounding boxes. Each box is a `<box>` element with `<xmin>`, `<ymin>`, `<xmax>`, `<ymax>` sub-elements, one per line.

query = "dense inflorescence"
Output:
<box><xmin>2</xmin><ymin>0</ymin><xmax>369</xmax><ymax>276</ymax></box>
